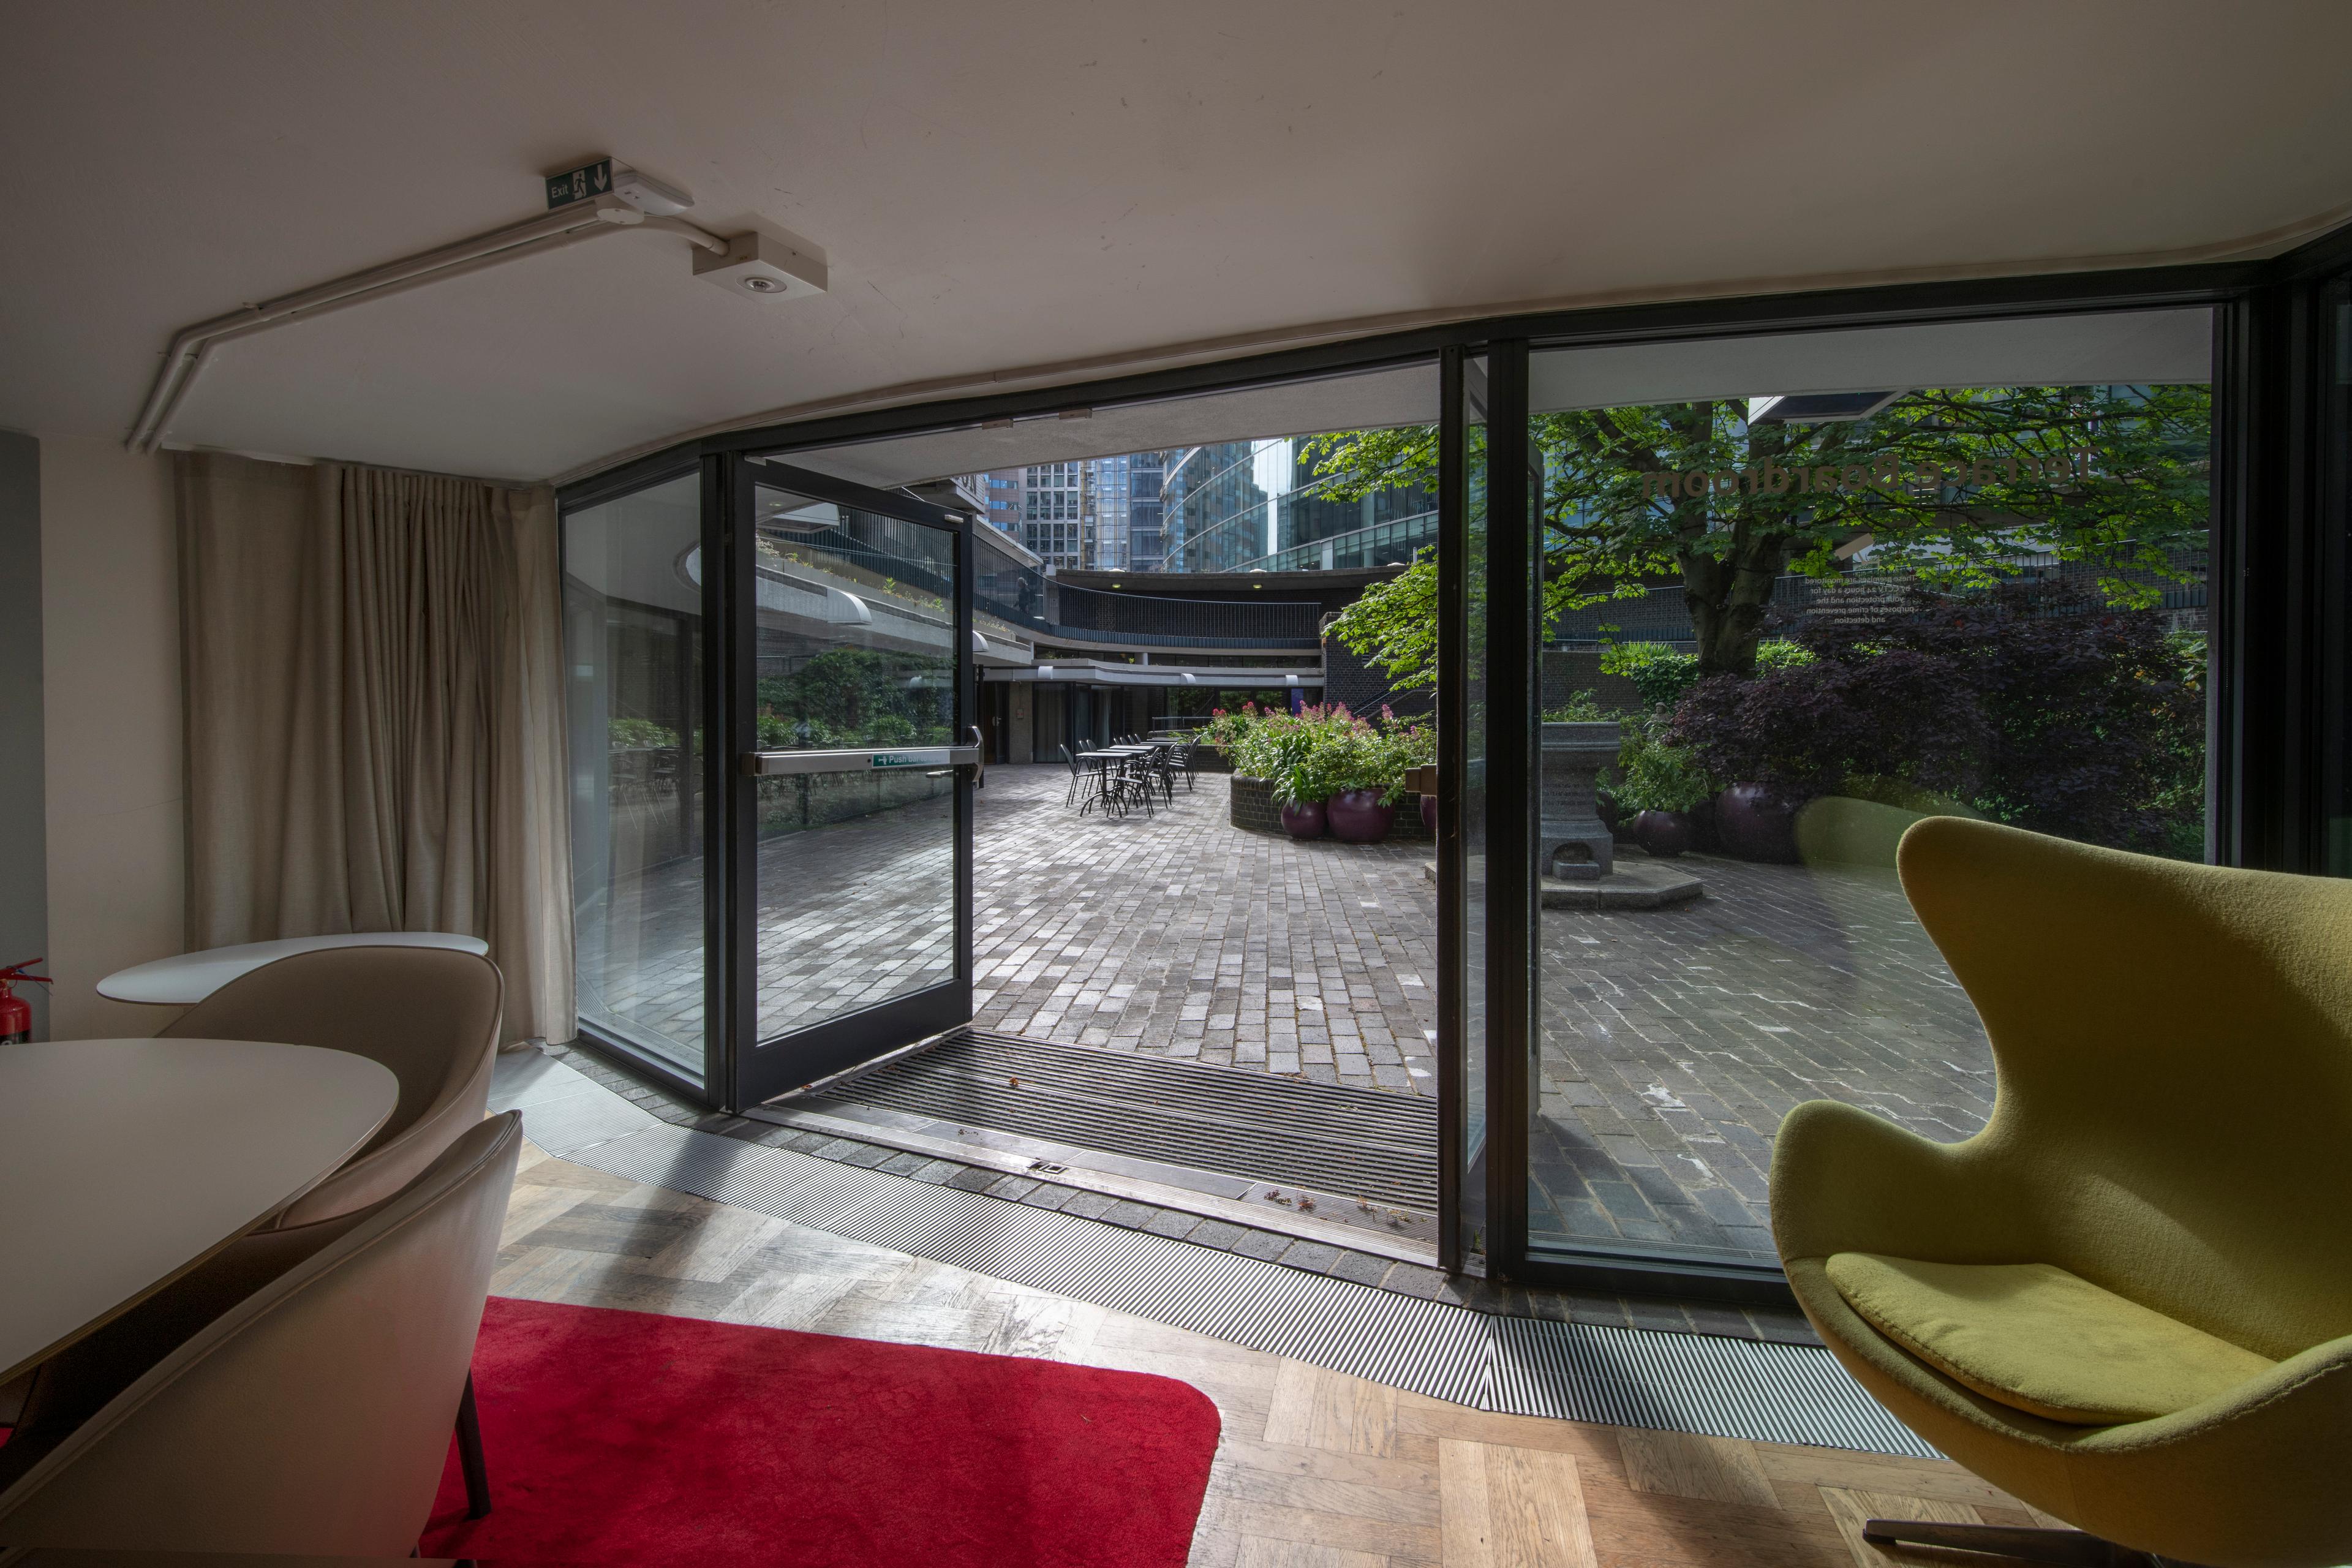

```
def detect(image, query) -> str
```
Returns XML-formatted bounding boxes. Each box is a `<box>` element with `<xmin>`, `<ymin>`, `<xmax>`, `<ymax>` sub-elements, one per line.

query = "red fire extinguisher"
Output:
<box><xmin>1</xmin><ymin>958</ymin><xmax>52</xmax><ymax>1045</ymax></box>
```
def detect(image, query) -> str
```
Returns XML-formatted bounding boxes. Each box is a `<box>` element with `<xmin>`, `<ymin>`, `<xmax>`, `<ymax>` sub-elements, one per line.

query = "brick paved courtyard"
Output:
<box><xmin>584</xmin><ymin>763</ymin><xmax>1999</xmax><ymax>1267</ymax></box>
<box><xmin>972</xmin><ymin>765</ymin><xmax>1996</xmax><ymax>1266</ymax></box>
<box><xmin>1529</xmin><ymin>856</ymin><xmax>1992</xmax><ymax>1263</ymax></box>
<box><xmin>973</xmin><ymin>765</ymin><xmax>1439</xmax><ymax>1090</ymax></box>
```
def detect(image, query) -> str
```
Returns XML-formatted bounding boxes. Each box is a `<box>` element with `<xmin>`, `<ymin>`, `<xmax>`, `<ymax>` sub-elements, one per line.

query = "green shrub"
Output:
<box><xmin>1607</xmin><ymin>715</ymin><xmax>1713</xmax><ymax>813</ymax></box>
<box><xmin>1218</xmin><ymin>702</ymin><xmax>1427</xmax><ymax>807</ymax></box>
<box><xmin>1600</xmin><ymin>639</ymin><xmax>1809</xmax><ymax>709</ymax></box>
<box><xmin>608</xmin><ymin>717</ymin><xmax>679</xmax><ymax>749</ymax></box>
<box><xmin>1543</xmin><ymin>690</ymin><xmax>1610</xmax><ymax>722</ymax></box>
<box><xmin>1598</xmin><ymin>642</ymin><xmax>1698</xmax><ymax>709</ymax></box>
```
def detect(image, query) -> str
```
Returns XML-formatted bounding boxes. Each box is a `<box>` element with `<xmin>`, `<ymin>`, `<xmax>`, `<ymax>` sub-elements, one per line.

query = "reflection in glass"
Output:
<box><xmin>1521</xmin><ymin>328</ymin><xmax>2214</xmax><ymax>1267</ymax></box>
<box><xmin>753</xmin><ymin>486</ymin><xmax>959</xmax><ymax>1042</ymax></box>
<box><xmin>564</xmin><ymin>474</ymin><xmax>706</xmax><ymax>1082</ymax></box>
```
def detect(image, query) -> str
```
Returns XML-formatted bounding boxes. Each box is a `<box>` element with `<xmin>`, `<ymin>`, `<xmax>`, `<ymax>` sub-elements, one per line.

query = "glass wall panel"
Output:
<box><xmin>1522</xmin><ymin>312</ymin><xmax>2215</xmax><ymax>1269</ymax></box>
<box><xmin>751</xmin><ymin>485</ymin><xmax>960</xmax><ymax>1044</ymax></box>
<box><xmin>563</xmin><ymin>473</ymin><xmax>706</xmax><ymax>1084</ymax></box>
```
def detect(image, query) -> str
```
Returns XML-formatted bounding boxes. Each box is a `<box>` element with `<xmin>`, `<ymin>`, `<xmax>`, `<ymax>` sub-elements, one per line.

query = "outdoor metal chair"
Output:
<box><xmin>1113</xmin><ymin>753</ymin><xmax>1157</xmax><ymax>818</ymax></box>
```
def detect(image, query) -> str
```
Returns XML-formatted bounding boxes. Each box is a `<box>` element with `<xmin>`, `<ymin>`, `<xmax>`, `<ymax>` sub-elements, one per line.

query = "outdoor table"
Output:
<box><xmin>1074</xmin><ymin>748</ymin><xmax>1153</xmax><ymax>812</ymax></box>
<box><xmin>0</xmin><ymin>1037</ymin><xmax>397</xmax><ymax>1386</ymax></box>
<box><xmin>97</xmin><ymin>932</ymin><xmax>490</xmax><ymax>1006</ymax></box>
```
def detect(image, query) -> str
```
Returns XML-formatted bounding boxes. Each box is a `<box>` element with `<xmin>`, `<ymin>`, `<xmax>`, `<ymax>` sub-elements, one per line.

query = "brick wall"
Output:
<box><xmin>1321</xmin><ymin>636</ymin><xmax>1433</xmax><ymax>720</ymax></box>
<box><xmin>1544</xmin><ymin>649</ymin><xmax>1645</xmax><ymax>716</ymax></box>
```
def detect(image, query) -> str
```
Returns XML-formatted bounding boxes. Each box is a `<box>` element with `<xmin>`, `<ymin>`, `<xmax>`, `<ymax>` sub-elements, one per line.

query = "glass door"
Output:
<box><xmin>726</xmin><ymin>458</ymin><xmax>977</xmax><ymax>1106</ymax></box>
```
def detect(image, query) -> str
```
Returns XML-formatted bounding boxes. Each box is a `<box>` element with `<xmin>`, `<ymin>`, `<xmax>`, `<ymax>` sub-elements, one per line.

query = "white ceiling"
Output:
<box><xmin>3</xmin><ymin>2</ymin><xmax>2346</xmax><ymax>484</ymax></box>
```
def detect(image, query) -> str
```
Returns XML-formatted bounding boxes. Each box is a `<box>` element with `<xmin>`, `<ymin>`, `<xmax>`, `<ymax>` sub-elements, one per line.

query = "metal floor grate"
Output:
<box><xmin>492</xmin><ymin>1053</ymin><xmax>1935</xmax><ymax>1460</ymax></box>
<box><xmin>811</xmin><ymin>1027</ymin><xmax>1440</xmax><ymax>1210</ymax></box>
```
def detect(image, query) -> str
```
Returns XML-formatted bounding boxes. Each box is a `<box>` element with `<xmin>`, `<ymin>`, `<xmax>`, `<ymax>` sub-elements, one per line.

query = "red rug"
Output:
<box><xmin>419</xmin><ymin>1296</ymin><xmax>1220</xmax><ymax>1567</ymax></box>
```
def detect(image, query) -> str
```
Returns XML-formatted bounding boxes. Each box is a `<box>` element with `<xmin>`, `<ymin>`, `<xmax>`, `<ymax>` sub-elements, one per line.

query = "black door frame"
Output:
<box><xmin>561</xmin><ymin>227</ymin><xmax>2352</xmax><ymax>1291</ymax></box>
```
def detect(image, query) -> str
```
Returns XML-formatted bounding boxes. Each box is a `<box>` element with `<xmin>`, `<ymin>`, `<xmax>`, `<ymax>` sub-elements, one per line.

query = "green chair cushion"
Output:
<box><xmin>1826</xmin><ymin>1253</ymin><xmax>2277</xmax><ymax>1425</ymax></box>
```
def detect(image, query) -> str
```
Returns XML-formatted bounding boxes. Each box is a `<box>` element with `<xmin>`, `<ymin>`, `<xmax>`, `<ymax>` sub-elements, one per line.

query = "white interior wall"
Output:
<box><xmin>39</xmin><ymin>437</ymin><xmax>184</xmax><ymax>1039</ymax></box>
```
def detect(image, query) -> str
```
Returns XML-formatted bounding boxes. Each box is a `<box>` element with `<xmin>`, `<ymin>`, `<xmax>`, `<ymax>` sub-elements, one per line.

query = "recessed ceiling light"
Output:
<box><xmin>695</xmin><ymin>232</ymin><xmax>828</xmax><ymax>303</ymax></box>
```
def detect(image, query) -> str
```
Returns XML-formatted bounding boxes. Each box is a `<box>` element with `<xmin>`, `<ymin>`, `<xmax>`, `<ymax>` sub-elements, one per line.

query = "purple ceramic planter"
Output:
<box><xmin>1327</xmin><ymin>789</ymin><xmax>1395</xmax><ymax>844</ymax></box>
<box><xmin>1715</xmin><ymin>783</ymin><xmax>1801</xmax><ymax>863</ymax></box>
<box><xmin>1280</xmin><ymin>800</ymin><xmax>1327</xmax><ymax>839</ymax></box>
<box><xmin>1632</xmin><ymin>809</ymin><xmax>1695</xmax><ymax>858</ymax></box>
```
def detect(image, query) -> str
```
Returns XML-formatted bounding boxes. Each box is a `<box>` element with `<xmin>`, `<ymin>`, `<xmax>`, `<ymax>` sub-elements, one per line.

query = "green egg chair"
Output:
<box><xmin>1772</xmin><ymin>816</ymin><xmax>2352</xmax><ymax>1568</ymax></box>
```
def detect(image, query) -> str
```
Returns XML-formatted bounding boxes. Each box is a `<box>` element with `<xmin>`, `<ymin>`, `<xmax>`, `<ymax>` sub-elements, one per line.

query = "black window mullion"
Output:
<box><xmin>708</xmin><ymin>452</ymin><xmax>758</xmax><ymax>1112</ymax></box>
<box><xmin>1435</xmin><ymin>344</ymin><xmax>1467</xmax><ymax>1273</ymax></box>
<box><xmin>1484</xmin><ymin>341</ymin><xmax>1534</xmax><ymax>1278</ymax></box>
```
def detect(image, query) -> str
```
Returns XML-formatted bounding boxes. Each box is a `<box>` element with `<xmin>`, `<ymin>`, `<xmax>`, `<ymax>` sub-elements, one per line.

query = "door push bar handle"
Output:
<box><xmin>739</xmin><ymin>745</ymin><xmax>982</xmax><ymax>777</ymax></box>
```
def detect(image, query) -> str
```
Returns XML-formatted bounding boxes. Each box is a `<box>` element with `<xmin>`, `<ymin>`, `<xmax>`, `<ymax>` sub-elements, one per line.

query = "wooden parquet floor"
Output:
<box><xmin>495</xmin><ymin>1140</ymin><xmax>2055</xmax><ymax>1567</ymax></box>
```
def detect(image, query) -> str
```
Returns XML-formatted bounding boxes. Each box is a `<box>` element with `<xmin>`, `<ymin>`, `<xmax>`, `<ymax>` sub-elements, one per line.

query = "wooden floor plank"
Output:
<box><xmin>1577</xmin><ymin>1471</ymin><xmax>1848</xmax><ymax>1568</ymax></box>
<box><xmin>1487</xmin><ymin>1444</ymin><xmax>1597</xmax><ymax>1568</ymax></box>
<box><xmin>1439</xmin><ymin>1438</ymin><xmax>1496</xmax><ymax>1568</ymax></box>
<box><xmin>1615</xmin><ymin>1429</ymin><xmax>1779</xmax><ymax>1510</ymax></box>
<box><xmin>1210</xmin><ymin>1464</ymin><xmax>1440</xmax><ymax>1527</ymax></box>
<box><xmin>1400</xmin><ymin>1399</ymin><xmax>1624</xmax><ymax>1467</ymax></box>
<box><xmin>496</xmin><ymin>1178</ymin><xmax>600</xmax><ymax>1243</ymax></box>
<box><xmin>1752</xmin><ymin>1444</ymin><xmax>2018</xmax><ymax>1510</ymax></box>
<box><xmin>1816</xmin><ymin>1487</ymin><xmax>1983</xmax><ymax>1568</ymax></box>
<box><xmin>1237</xmin><ymin>1537</ymin><xmax>1395</xmax><ymax>1567</ymax></box>
<box><xmin>1213</xmin><ymin>1496</ymin><xmax>1442</xmax><ymax>1566</ymax></box>
<box><xmin>637</xmin><ymin>1204</ymin><xmax>785</xmax><ymax>1283</ymax></box>
<box><xmin>1265</xmin><ymin>1360</ymin><xmax>1322</xmax><ymax>1446</ymax></box>
<box><xmin>1218</xmin><ymin>1433</ymin><xmax>1438</xmax><ymax>1494</ymax></box>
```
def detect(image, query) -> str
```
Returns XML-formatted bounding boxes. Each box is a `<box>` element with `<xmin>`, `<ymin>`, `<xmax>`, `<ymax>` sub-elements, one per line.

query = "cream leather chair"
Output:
<box><xmin>160</xmin><ymin>946</ymin><xmax>503</xmax><ymax>1228</ymax></box>
<box><xmin>0</xmin><ymin>1112</ymin><xmax>521</xmax><ymax>1555</ymax></box>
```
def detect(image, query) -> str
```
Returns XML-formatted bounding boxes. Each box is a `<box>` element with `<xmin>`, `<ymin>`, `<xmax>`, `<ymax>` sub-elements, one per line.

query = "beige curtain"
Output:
<box><xmin>178</xmin><ymin>452</ymin><xmax>575</xmax><ymax>1045</ymax></box>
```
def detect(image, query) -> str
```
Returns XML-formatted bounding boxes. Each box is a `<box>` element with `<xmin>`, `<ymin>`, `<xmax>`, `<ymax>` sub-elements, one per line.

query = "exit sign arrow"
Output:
<box><xmin>545</xmin><ymin>159</ymin><xmax>613</xmax><ymax>209</ymax></box>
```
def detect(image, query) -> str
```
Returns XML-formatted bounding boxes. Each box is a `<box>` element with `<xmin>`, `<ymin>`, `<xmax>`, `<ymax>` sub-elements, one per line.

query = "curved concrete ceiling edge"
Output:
<box><xmin>548</xmin><ymin>197</ymin><xmax>2350</xmax><ymax>494</ymax></box>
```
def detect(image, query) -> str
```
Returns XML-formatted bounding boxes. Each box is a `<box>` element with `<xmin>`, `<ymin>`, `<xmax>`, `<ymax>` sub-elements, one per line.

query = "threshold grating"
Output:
<box><xmin>809</xmin><ymin>1027</ymin><xmax>1439</xmax><ymax>1211</ymax></box>
<box><xmin>503</xmin><ymin>1055</ymin><xmax>1932</xmax><ymax>1459</ymax></box>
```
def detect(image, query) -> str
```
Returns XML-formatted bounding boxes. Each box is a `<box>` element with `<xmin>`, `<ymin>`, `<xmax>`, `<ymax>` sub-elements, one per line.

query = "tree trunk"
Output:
<box><xmin>1681</xmin><ymin>537</ymin><xmax>1787</xmax><ymax>676</ymax></box>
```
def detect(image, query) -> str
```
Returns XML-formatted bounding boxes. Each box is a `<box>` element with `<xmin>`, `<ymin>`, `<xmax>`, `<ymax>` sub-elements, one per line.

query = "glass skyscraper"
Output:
<box><xmin>1161</xmin><ymin>437</ymin><xmax>1438</xmax><ymax>573</ymax></box>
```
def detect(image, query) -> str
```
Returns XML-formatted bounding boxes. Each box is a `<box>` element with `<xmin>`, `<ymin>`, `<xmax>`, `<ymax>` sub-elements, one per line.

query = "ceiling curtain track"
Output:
<box><xmin>176</xmin><ymin>451</ymin><xmax>574</xmax><ymax>1045</ymax></box>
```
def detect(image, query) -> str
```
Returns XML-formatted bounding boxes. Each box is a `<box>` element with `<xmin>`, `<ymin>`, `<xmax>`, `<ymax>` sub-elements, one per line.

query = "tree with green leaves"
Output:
<box><xmin>1311</xmin><ymin>384</ymin><xmax>2210</xmax><ymax>683</ymax></box>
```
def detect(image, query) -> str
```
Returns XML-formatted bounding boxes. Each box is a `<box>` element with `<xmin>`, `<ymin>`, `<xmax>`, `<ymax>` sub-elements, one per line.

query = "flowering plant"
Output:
<box><xmin>1221</xmin><ymin>701</ymin><xmax>1429</xmax><ymax>807</ymax></box>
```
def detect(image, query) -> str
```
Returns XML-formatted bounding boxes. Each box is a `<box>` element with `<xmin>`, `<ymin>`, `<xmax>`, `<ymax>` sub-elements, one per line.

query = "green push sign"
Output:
<box><xmin>545</xmin><ymin>159</ymin><xmax>613</xmax><ymax>209</ymax></box>
<box><xmin>869</xmin><ymin>753</ymin><xmax>919</xmax><ymax>769</ymax></box>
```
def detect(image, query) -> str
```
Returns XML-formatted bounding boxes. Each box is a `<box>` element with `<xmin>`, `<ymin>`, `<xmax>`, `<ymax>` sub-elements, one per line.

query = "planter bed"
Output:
<box><xmin>1230</xmin><ymin>775</ymin><xmax>1429</xmax><ymax>842</ymax></box>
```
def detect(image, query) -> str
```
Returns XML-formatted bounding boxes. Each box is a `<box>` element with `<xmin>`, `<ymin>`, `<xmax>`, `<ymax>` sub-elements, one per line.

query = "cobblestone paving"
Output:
<box><xmin>1531</xmin><ymin>859</ymin><xmax>1994</xmax><ymax>1262</ymax></box>
<box><xmin>973</xmin><ymin>766</ymin><xmax>1441</xmax><ymax>1091</ymax></box>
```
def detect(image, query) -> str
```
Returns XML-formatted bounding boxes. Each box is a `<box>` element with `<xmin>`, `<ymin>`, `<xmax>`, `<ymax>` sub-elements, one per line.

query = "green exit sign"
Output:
<box><xmin>545</xmin><ymin>159</ymin><xmax>613</xmax><ymax>209</ymax></box>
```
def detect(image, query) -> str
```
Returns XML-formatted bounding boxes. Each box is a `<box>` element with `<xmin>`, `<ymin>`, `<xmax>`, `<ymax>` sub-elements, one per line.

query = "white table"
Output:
<box><xmin>97</xmin><ymin>932</ymin><xmax>490</xmax><ymax>1006</ymax></box>
<box><xmin>0</xmin><ymin>1038</ymin><xmax>398</xmax><ymax>1385</ymax></box>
